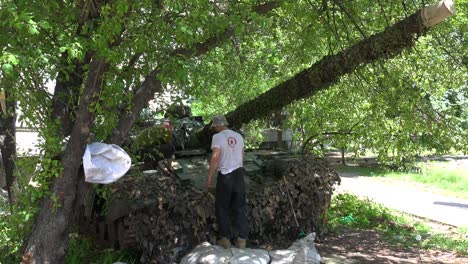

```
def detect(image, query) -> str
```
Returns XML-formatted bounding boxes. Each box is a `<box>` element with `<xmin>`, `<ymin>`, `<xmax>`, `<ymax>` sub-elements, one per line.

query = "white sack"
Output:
<box><xmin>288</xmin><ymin>233</ymin><xmax>321</xmax><ymax>264</ymax></box>
<box><xmin>179</xmin><ymin>242</ymin><xmax>228</xmax><ymax>264</ymax></box>
<box><xmin>180</xmin><ymin>233</ymin><xmax>320</xmax><ymax>264</ymax></box>
<box><xmin>198</xmin><ymin>248</ymin><xmax>231</xmax><ymax>264</ymax></box>
<box><xmin>230</xmin><ymin>248</ymin><xmax>270</xmax><ymax>264</ymax></box>
<box><xmin>269</xmin><ymin>249</ymin><xmax>296</xmax><ymax>264</ymax></box>
<box><xmin>83</xmin><ymin>142</ymin><xmax>131</xmax><ymax>184</ymax></box>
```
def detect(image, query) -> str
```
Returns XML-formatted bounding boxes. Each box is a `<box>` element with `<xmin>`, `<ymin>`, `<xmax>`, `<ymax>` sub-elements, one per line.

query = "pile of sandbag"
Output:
<box><xmin>180</xmin><ymin>233</ymin><xmax>321</xmax><ymax>264</ymax></box>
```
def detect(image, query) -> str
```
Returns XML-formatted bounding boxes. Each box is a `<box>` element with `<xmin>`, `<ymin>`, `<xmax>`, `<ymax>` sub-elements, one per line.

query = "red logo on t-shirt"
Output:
<box><xmin>227</xmin><ymin>137</ymin><xmax>237</xmax><ymax>147</ymax></box>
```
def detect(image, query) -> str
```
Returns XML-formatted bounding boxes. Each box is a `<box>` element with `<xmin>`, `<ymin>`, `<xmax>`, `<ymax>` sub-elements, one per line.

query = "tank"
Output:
<box><xmin>78</xmin><ymin>114</ymin><xmax>341</xmax><ymax>263</ymax></box>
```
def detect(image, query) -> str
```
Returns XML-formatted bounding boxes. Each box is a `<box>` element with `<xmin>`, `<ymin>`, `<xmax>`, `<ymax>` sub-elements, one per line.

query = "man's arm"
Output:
<box><xmin>207</xmin><ymin>147</ymin><xmax>220</xmax><ymax>188</ymax></box>
<box><xmin>166</xmin><ymin>158</ymin><xmax>174</xmax><ymax>172</ymax></box>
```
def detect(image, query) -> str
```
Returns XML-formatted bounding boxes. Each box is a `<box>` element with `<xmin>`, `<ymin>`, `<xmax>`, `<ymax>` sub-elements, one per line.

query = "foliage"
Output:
<box><xmin>0</xmin><ymin>209</ymin><xmax>22</xmax><ymax>264</ymax></box>
<box><xmin>0</xmin><ymin>155</ymin><xmax>53</xmax><ymax>263</ymax></box>
<box><xmin>0</xmin><ymin>0</ymin><xmax>465</xmax><ymax>156</ymax></box>
<box><xmin>179</xmin><ymin>0</ymin><xmax>468</xmax><ymax>165</ymax></box>
<box><xmin>133</xmin><ymin>126</ymin><xmax>171</xmax><ymax>149</ymax></box>
<box><xmin>327</xmin><ymin>193</ymin><xmax>394</xmax><ymax>230</ymax></box>
<box><xmin>327</xmin><ymin>193</ymin><xmax>468</xmax><ymax>255</ymax></box>
<box><xmin>66</xmin><ymin>234</ymin><xmax>136</xmax><ymax>264</ymax></box>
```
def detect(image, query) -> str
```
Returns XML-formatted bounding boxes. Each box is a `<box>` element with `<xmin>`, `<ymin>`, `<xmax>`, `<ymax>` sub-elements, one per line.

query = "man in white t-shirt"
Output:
<box><xmin>207</xmin><ymin>115</ymin><xmax>248</xmax><ymax>249</ymax></box>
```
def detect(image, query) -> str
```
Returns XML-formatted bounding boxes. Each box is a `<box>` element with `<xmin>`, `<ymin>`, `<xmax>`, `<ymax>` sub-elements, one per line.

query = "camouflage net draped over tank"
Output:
<box><xmin>88</xmin><ymin>156</ymin><xmax>339</xmax><ymax>263</ymax></box>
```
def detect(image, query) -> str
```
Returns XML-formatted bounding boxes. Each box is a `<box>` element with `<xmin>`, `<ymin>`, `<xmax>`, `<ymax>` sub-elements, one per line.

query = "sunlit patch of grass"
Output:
<box><xmin>335</xmin><ymin>160</ymin><xmax>468</xmax><ymax>198</ymax></box>
<box><xmin>327</xmin><ymin>193</ymin><xmax>468</xmax><ymax>255</ymax></box>
<box><xmin>334</xmin><ymin>165</ymin><xmax>386</xmax><ymax>176</ymax></box>
<box><xmin>382</xmin><ymin>162</ymin><xmax>468</xmax><ymax>198</ymax></box>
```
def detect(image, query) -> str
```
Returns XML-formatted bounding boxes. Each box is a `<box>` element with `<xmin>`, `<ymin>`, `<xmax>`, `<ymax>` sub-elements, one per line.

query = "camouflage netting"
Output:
<box><xmin>82</xmin><ymin>156</ymin><xmax>339</xmax><ymax>263</ymax></box>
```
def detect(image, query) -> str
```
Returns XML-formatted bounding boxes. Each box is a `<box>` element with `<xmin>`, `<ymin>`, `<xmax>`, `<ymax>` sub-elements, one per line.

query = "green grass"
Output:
<box><xmin>0</xmin><ymin>200</ymin><xmax>33</xmax><ymax>264</ymax></box>
<box><xmin>327</xmin><ymin>193</ymin><xmax>468</xmax><ymax>255</ymax></box>
<box><xmin>336</xmin><ymin>161</ymin><xmax>468</xmax><ymax>198</ymax></box>
<box><xmin>1</xmin><ymin>209</ymin><xmax>136</xmax><ymax>264</ymax></box>
<box><xmin>335</xmin><ymin>165</ymin><xmax>384</xmax><ymax>176</ymax></box>
<box><xmin>67</xmin><ymin>234</ymin><xmax>137</xmax><ymax>264</ymax></box>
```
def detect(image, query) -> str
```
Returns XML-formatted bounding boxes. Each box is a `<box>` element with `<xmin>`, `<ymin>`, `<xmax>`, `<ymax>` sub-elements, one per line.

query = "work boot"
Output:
<box><xmin>217</xmin><ymin>237</ymin><xmax>231</xmax><ymax>249</ymax></box>
<box><xmin>236</xmin><ymin>238</ymin><xmax>246</xmax><ymax>249</ymax></box>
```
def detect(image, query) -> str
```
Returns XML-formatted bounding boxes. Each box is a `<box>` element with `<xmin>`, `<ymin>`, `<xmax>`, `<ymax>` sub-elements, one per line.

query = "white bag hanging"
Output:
<box><xmin>83</xmin><ymin>142</ymin><xmax>131</xmax><ymax>184</ymax></box>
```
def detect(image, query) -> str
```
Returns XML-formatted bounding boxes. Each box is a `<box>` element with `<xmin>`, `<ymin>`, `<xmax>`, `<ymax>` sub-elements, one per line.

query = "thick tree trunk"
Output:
<box><xmin>0</xmin><ymin>90</ymin><xmax>16</xmax><ymax>206</ymax></box>
<box><xmin>197</xmin><ymin>2</ymin><xmax>455</xmax><ymax>143</ymax></box>
<box><xmin>51</xmin><ymin>0</ymin><xmax>103</xmax><ymax>137</ymax></box>
<box><xmin>51</xmin><ymin>55</ymin><xmax>91</xmax><ymax>137</ymax></box>
<box><xmin>23</xmin><ymin>58</ymin><xmax>108</xmax><ymax>264</ymax></box>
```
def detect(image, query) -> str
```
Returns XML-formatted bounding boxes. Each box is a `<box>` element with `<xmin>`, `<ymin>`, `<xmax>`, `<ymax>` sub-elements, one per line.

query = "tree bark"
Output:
<box><xmin>108</xmin><ymin>69</ymin><xmax>162</xmax><ymax>145</ymax></box>
<box><xmin>51</xmin><ymin>54</ymin><xmax>92</xmax><ymax>137</ymax></box>
<box><xmin>23</xmin><ymin>57</ymin><xmax>108</xmax><ymax>264</ymax></box>
<box><xmin>0</xmin><ymin>90</ymin><xmax>17</xmax><ymax>207</ymax></box>
<box><xmin>197</xmin><ymin>5</ymin><xmax>452</xmax><ymax>144</ymax></box>
<box><xmin>341</xmin><ymin>147</ymin><xmax>346</xmax><ymax>166</ymax></box>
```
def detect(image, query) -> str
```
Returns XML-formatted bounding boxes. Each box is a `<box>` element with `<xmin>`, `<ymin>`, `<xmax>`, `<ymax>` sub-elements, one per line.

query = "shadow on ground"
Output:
<box><xmin>316</xmin><ymin>229</ymin><xmax>467</xmax><ymax>264</ymax></box>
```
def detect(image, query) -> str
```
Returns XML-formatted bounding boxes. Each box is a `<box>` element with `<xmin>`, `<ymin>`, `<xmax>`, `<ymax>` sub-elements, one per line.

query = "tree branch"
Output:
<box><xmin>197</xmin><ymin>1</ymin><xmax>455</xmax><ymax>145</ymax></box>
<box><xmin>335</xmin><ymin>0</ymin><xmax>368</xmax><ymax>38</ymax></box>
<box><xmin>300</xmin><ymin>118</ymin><xmax>364</xmax><ymax>153</ymax></box>
<box><xmin>108</xmin><ymin>1</ymin><xmax>284</xmax><ymax>144</ymax></box>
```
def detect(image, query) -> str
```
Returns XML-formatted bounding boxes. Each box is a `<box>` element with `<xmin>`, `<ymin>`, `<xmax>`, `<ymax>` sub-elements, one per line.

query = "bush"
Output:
<box><xmin>327</xmin><ymin>193</ymin><xmax>394</xmax><ymax>230</ymax></box>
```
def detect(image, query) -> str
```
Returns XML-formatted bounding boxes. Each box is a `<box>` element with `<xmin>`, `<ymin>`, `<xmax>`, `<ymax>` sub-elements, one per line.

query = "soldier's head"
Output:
<box><xmin>211</xmin><ymin>115</ymin><xmax>229</xmax><ymax>132</ymax></box>
<box><xmin>162</xmin><ymin>119</ymin><xmax>173</xmax><ymax>132</ymax></box>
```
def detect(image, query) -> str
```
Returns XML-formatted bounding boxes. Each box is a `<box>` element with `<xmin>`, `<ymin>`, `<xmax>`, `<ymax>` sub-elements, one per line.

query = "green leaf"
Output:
<box><xmin>6</xmin><ymin>54</ymin><xmax>19</xmax><ymax>65</ymax></box>
<box><xmin>28</xmin><ymin>25</ymin><xmax>39</xmax><ymax>35</ymax></box>
<box><xmin>38</xmin><ymin>21</ymin><xmax>51</xmax><ymax>29</ymax></box>
<box><xmin>1</xmin><ymin>63</ymin><xmax>13</xmax><ymax>74</ymax></box>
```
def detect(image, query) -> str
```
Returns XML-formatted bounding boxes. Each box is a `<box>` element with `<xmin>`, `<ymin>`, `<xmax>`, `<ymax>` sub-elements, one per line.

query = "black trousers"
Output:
<box><xmin>215</xmin><ymin>168</ymin><xmax>248</xmax><ymax>240</ymax></box>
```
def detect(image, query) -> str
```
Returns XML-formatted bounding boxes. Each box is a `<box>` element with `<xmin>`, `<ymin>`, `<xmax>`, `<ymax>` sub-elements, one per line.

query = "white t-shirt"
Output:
<box><xmin>211</xmin><ymin>129</ymin><xmax>244</xmax><ymax>175</ymax></box>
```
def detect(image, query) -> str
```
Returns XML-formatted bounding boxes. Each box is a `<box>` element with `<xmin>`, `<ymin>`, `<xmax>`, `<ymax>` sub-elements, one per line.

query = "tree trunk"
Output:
<box><xmin>109</xmin><ymin>69</ymin><xmax>162</xmax><ymax>145</ymax></box>
<box><xmin>51</xmin><ymin>54</ymin><xmax>91</xmax><ymax>137</ymax></box>
<box><xmin>23</xmin><ymin>58</ymin><xmax>108</xmax><ymax>264</ymax></box>
<box><xmin>341</xmin><ymin>147</ymin><xmax>346</xmax><ymax>166</ymax></box>
<box><xmin>0</xmin><ymin>90</ymin><xmax>17</xmax><ymax>207</ymax></box>
<box><xmin>197</xmin><ymin>3</ymin><xmax>454</xmax><ymax>143</ymax></box>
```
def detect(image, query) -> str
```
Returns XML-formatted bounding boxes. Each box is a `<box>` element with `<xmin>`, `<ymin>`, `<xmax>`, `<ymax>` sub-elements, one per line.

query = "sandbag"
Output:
<box><xmin>269</xmin><ymin>249</ymin><xmax>296</xmax><ymax>264</ymax></box>
<box><xmin>269</xmin><ymin>233</ymin><xmax>320</xmax><ymax>264</ymax></box>
<box><xmin>230</xmin><ymin>248</ymin><xmax>270</xmax><ymax>264</ymax></box>
<box><xmin>179</xmin><ymin>243</ymin><xmax>270</xmax><ymax>264</ymax></box>
<box><xmin>83</xmin><ymin>142</ymin><xmax>131</xmax><ymax>184</ymax></box>
<box><xmin>179</xmin><ymin>242</ymin><xmax>229</xmax><ymax>264</ymax></box>
<box><xmin>288</xmin><ymin>233</ymin><xmax>321</xmax><ymax>264</ymax></box>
